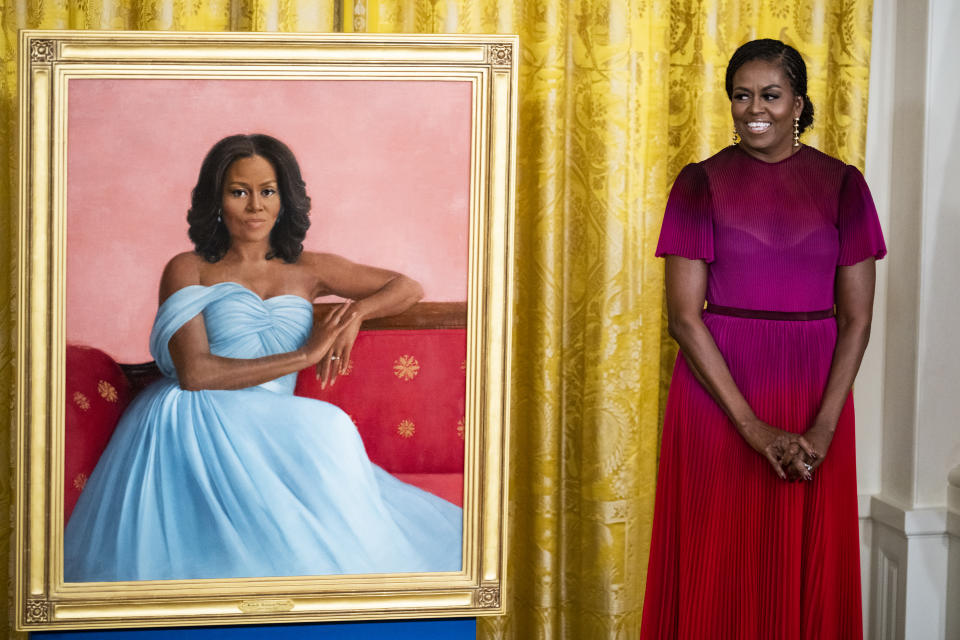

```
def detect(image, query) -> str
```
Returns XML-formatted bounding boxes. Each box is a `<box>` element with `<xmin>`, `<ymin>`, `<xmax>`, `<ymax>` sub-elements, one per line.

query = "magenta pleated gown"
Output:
<box><xmin>640</xmin><ymin>145</ymin><xmax>886</xmax><ymax>639</ymax></box>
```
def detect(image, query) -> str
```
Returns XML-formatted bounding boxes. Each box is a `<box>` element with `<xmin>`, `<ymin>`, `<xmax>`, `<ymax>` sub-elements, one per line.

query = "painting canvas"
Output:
<box><xmin>15</xmin><ymin>31</ymin><xmax>516</xmax><ymax>631</ymax></box>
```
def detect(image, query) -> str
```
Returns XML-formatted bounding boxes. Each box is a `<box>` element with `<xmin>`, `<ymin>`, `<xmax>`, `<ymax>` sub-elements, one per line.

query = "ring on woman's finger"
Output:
<box><xmin>329</xmin><ymin>355</ymin><xmax>340</xmax><ymax>361</ymax></box>
<box><xmin>803</xmin><ymin>462</ymin><xmax>813</xmax><ymax>472</ymax></box>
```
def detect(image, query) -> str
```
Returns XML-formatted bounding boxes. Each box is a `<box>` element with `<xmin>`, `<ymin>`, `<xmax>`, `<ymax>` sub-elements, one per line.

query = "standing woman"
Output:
<box><xmin>640</xmin><ymin>40</ymin><xmax>885</xmax><ymax>638</ymax></box>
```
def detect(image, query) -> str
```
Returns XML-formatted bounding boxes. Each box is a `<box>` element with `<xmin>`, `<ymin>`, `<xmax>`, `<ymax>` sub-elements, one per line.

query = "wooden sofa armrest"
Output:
<box><xmin>314</xmin><ymin>301</ymin><xmax>466</xmax><ymax>330</ymax></box>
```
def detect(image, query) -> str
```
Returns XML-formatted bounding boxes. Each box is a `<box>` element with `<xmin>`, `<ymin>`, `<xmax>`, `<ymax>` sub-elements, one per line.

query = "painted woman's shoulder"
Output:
<box><xmin>296</xmin><ymin>251</ymin><xmax>354</xmax><ymax>270</ymax></box>
<box><xmin>159</xmin><ymin>252</ymin><xmax>204</xmax><ymax>304</ymax></box>
<box><xmin>299</xmin><ymin>250</ymin><xmax>345</xmax><ymax>261</ymax></box>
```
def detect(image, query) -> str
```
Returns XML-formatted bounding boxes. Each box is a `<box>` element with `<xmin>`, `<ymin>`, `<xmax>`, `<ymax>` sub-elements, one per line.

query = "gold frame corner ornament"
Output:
<box><xmin>476</xmin><ymin>585</ymin><xmax>501</xmax><ymax>609</ymax></box>
<box><xmin>488</xmin><ymin>43</ymin><xmax>513</xmax><ymax>66</ymax></box>
<box><xmin>30</xmin><ymin>38</ymin><xmax>56</xmax><ymax>63</ymax></box>
<box><xmin>16</xmin><ymin>30</ymin><xmax>518</xmax><ymax>631</ymax></box>
<box><xmin>26</xmin><ymin>599</ymin><xmax>51</xmax><ymax>624</ymax></box>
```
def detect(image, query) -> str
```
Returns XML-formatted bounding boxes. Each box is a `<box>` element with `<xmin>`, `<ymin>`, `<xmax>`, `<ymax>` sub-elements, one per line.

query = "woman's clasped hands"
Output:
<box><xmin>317</xmin><ymin>303</ymin><xmax>364</xmax><ymax>390</ymax></box>
<box><xmin>739</xmin><ymin>418</ymin><xmax>834</xmax><ymax>482</ymax></box>
<box><xmin>299</xmin><ymin>301</ymin><xmax>361</xmax><ymax>389</ymax></box>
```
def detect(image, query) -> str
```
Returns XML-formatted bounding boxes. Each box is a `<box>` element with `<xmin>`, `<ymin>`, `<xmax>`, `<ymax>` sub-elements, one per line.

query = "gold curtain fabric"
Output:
<box><xmin>363</xmin><ymin>2</ymin><xmax>874</xmax><ymax>638</ymax></box>
<box><xmin>0</xmin><ymin>0</ymin><xmax>873</xmax><ymax>637</ymax></box>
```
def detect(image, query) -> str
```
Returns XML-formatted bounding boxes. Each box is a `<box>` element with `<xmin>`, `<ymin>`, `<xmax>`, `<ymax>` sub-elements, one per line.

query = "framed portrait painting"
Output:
<box><xmin>15</xmin><ymin>30</ymin><xmax>516</xmax><ymax>631</ymax></box>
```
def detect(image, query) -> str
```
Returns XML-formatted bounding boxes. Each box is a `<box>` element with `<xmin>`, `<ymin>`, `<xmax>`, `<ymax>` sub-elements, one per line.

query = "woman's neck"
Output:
<box><xmin>224</xmin><ymin>240</ymin><xmax>273</xmax><ymax>264</ymax></box>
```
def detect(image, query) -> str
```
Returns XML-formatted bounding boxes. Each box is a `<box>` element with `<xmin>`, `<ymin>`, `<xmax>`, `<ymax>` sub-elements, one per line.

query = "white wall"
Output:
<box><xmin>860</xmin><ymin>0</ymin><xmax>960</xmax><ymax>637</ymax></box>
<box><xmin>915</xmin><ymin>0</ymin><xmax>960</xmax><ymax>508</ymax></box>
<box><xmin>878</xmin><ymin>0</ymin><xmax>928</xmax><ymax>508</ymax></box>
<box><xmin>858</xmin><ymin>0</ymin><xmax>896</xmax><ymax>499</ymax></box>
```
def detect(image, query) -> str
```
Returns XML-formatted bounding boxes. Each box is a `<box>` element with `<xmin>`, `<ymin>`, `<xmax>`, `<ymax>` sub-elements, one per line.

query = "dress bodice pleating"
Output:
<box><xmin>656</xmin><ymin>146</ymin><xmax>886</xmax><ymax>312</ymax></box>
<box><xmin>150</xmin><ymin>283</ymin><xmax>314</xmax><ymax>395</ymax></box>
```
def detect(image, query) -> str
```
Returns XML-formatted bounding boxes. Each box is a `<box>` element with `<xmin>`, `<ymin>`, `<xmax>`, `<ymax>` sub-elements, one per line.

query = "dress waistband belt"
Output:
<box><xmin>704</xmin><ymin>303</ymin><xmax>835</xmax><ymax>321</ymax></box>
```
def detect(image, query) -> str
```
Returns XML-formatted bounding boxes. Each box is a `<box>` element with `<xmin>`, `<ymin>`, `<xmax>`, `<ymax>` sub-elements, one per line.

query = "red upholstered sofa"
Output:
<box><xmin>64</xmin><ymin>302</ymin><xmax>467</xmax><ymax>522</ymax></box>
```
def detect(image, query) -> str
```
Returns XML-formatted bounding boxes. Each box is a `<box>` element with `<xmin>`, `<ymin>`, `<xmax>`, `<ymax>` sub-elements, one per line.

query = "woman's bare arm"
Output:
<box><xmin>308</xmin><ymin>253</ymin><xmax>424</xmax><ymax>387</ymax></box>
<box><xmin>665</xmin><ymin>255</ymin><xmax>812</xmax><ymax>479</ymax></box>
<box><xmin>160</xmin><ymin>254</ymin><xmax>350</xmax><ymax>391</ymax></box>
<box><xmin>802</xmin><ymin>259</ymin><xmax>876</xmax><ymax>468</ymax></box>
<box><xmin>309</xmin><ymin>252</ymin><xmax>424</xmax><ymax>320</ymax></box>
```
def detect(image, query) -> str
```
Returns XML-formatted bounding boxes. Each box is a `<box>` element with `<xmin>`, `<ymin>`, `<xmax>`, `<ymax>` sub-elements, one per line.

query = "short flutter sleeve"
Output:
<box><xmin>149</xmin><ymin>284</ymin><xmax>234</xmax><ymax>379</ymax></box>
<box><xmin>837</xmin><ymin>165</ymin><xmax>887</xmax><ymax>265</ymax></box>
<box><xmin>655</xmin><ymin>162</ymin><xmax>715</xmax><ymax>262</ymax></box>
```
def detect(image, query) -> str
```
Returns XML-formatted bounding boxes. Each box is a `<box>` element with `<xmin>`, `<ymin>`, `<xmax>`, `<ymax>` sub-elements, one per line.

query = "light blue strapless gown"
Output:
<box><xmin>64</xmin><ymin>282</ymin><xmax>462</xmax><ymax>581</ymax></box>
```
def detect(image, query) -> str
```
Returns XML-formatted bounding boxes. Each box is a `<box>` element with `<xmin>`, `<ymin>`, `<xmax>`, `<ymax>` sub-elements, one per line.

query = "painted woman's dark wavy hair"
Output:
<box><xmin>725</xmin><ymin>38</ymin><xmax>815</xmax><ymax>134</ymax></box>
<box><xmin>187</xmin><ymin>134</ymin><xmax>311</xmax><ymax>263</ymax></box>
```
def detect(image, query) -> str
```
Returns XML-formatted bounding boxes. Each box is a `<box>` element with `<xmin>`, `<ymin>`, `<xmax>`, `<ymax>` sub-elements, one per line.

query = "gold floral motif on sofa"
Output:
<box><xmin>98</xmin><ymin>380</ymin><xmax>118</xmax><ymax>402</ymax></box>
<box><xmin>396</xmin><ymin>419</ymin><xmax>416</xmax><ymax>439</ymax></box>
<box><xmin>73</xmin><ymin>392</ymin><xmax>90</xmax><ymax>411</ymax></box>
<box><xmin>392</xmin><ymin>355</ymin><xmax>420</xmax><ymax>381</ymax></box>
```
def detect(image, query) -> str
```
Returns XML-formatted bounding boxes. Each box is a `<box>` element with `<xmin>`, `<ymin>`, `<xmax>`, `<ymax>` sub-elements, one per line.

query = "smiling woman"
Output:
<box><xmin>63</xmin><ymin>133</ymin><xmax>462</xmax><ymax>581</ymax></box>
<box><xmin>729</xmin><ymin>59</ymin><xmax>804</xmax><ymax>161</ymax></box>
<box><xmin>640</xmin><ymin>40</ymin><xmax>886</xmax><ymax>639</ymax></box>
<box><xmin>727</xmin><ymin>39</ymin><xmax>814</xmax><ymax>163</ymax></box>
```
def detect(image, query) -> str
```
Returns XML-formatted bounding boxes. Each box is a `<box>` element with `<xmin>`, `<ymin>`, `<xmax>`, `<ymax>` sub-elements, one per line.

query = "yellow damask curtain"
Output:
<box><xmin>0</xmin><ymin>0</ymin><xmax>872</xmax><ymax>637</ymax></box>
<box><xmin>361</xmin><ymin>2</ymin><xmax>873</xmax><ymax>638</ymax></box>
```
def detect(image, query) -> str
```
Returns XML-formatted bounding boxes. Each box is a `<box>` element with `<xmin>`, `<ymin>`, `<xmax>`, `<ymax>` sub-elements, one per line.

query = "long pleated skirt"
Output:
<box><xmin>640</xmin><ymin>313</ymin><xmax>862</xmax><ymax>639</ymax></box>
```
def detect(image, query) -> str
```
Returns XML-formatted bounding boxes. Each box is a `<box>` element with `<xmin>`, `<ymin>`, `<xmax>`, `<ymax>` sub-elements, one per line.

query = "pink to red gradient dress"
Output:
<box><xmin>640</xmin><ymin>145</ymin><xmax>886</xmax><ymax>639</ymax></box>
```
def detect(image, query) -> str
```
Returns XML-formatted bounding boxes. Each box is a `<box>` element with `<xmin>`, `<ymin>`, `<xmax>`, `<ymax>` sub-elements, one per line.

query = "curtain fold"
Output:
<box><xmin>0</xmin><ymin>0</ymin><xmax>873</xmax><ymax>636</ymax></box>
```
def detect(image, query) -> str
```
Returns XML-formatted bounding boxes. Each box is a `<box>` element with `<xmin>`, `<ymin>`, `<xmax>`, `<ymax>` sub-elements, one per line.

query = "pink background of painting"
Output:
<box><xmin>67</xmin><ymin>79</ymin><xmax>471</xmax><ymax>362</ymax></box>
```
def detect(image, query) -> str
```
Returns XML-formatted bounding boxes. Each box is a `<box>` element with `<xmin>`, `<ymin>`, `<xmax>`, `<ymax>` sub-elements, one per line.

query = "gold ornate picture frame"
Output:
<box><xmin>15</xmin><ymin>30</ymin><xmax>516</xmax><ymax>631</ymax></box>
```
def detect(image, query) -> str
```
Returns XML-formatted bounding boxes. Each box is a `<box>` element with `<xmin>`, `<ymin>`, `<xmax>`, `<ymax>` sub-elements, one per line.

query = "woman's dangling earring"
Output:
<box><xmin>216</xmin><ymin>208</ymin><xmax>222</xmax><ymax>223</ymax></box>
<box><xmin>732</xmin><ymin>127</ymin><xmax>740</xmax><ymax>145</ymax></box>
<box><xmin>793</xmin><ymin>117</ymin><xmax>800</xmax><ymax>147</ymax></box>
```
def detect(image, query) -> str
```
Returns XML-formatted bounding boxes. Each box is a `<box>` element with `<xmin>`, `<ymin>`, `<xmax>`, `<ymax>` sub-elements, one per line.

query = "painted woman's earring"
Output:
<box><xmin>793</xmin><ymin>117</ymin><xmax>800</xmax><ymax>147</ymax></box>
<box><xmin>732</xmin><ymin>128</ymin><xmax>740</xmax><ymax>145</ymax></box>
<box><xmin>216</xmin><ymin>208</ymin><xmax>222</xmax><ymax>223</ymax></box>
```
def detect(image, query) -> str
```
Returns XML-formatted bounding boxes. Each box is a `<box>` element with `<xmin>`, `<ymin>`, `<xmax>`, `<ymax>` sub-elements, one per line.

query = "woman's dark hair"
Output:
<box><xmin>725</xmin><ymin>38</ymin><xmax>815</xmax><ymax>134</ymax></box>
<box><xmin>187</xmin><ymin>134</ymin><xmax>311</xmax><ymax>263</ymax></box>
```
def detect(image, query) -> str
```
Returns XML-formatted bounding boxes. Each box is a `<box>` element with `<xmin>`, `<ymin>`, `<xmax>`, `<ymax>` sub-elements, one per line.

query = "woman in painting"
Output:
<box><xmin>640</xmin><ymin>40</ymin><xmax>885</xmax><ymax>638</ymax></box>
<box><xmin>64</xmin><ymin>133</ymin><xmax>462</xmax><ymax>581</ymax></box>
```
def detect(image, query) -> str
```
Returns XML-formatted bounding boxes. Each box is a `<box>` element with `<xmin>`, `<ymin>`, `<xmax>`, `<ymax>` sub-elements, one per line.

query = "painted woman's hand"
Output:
<box><xmin>315</xmin><ymin>310</ymin><xmax>362</xmax><ymax>389</ymax></box>
<box><xmin>301</xmin><ymin>302</ymin><xmax>352</xmax><ymax>367</ymax></box>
